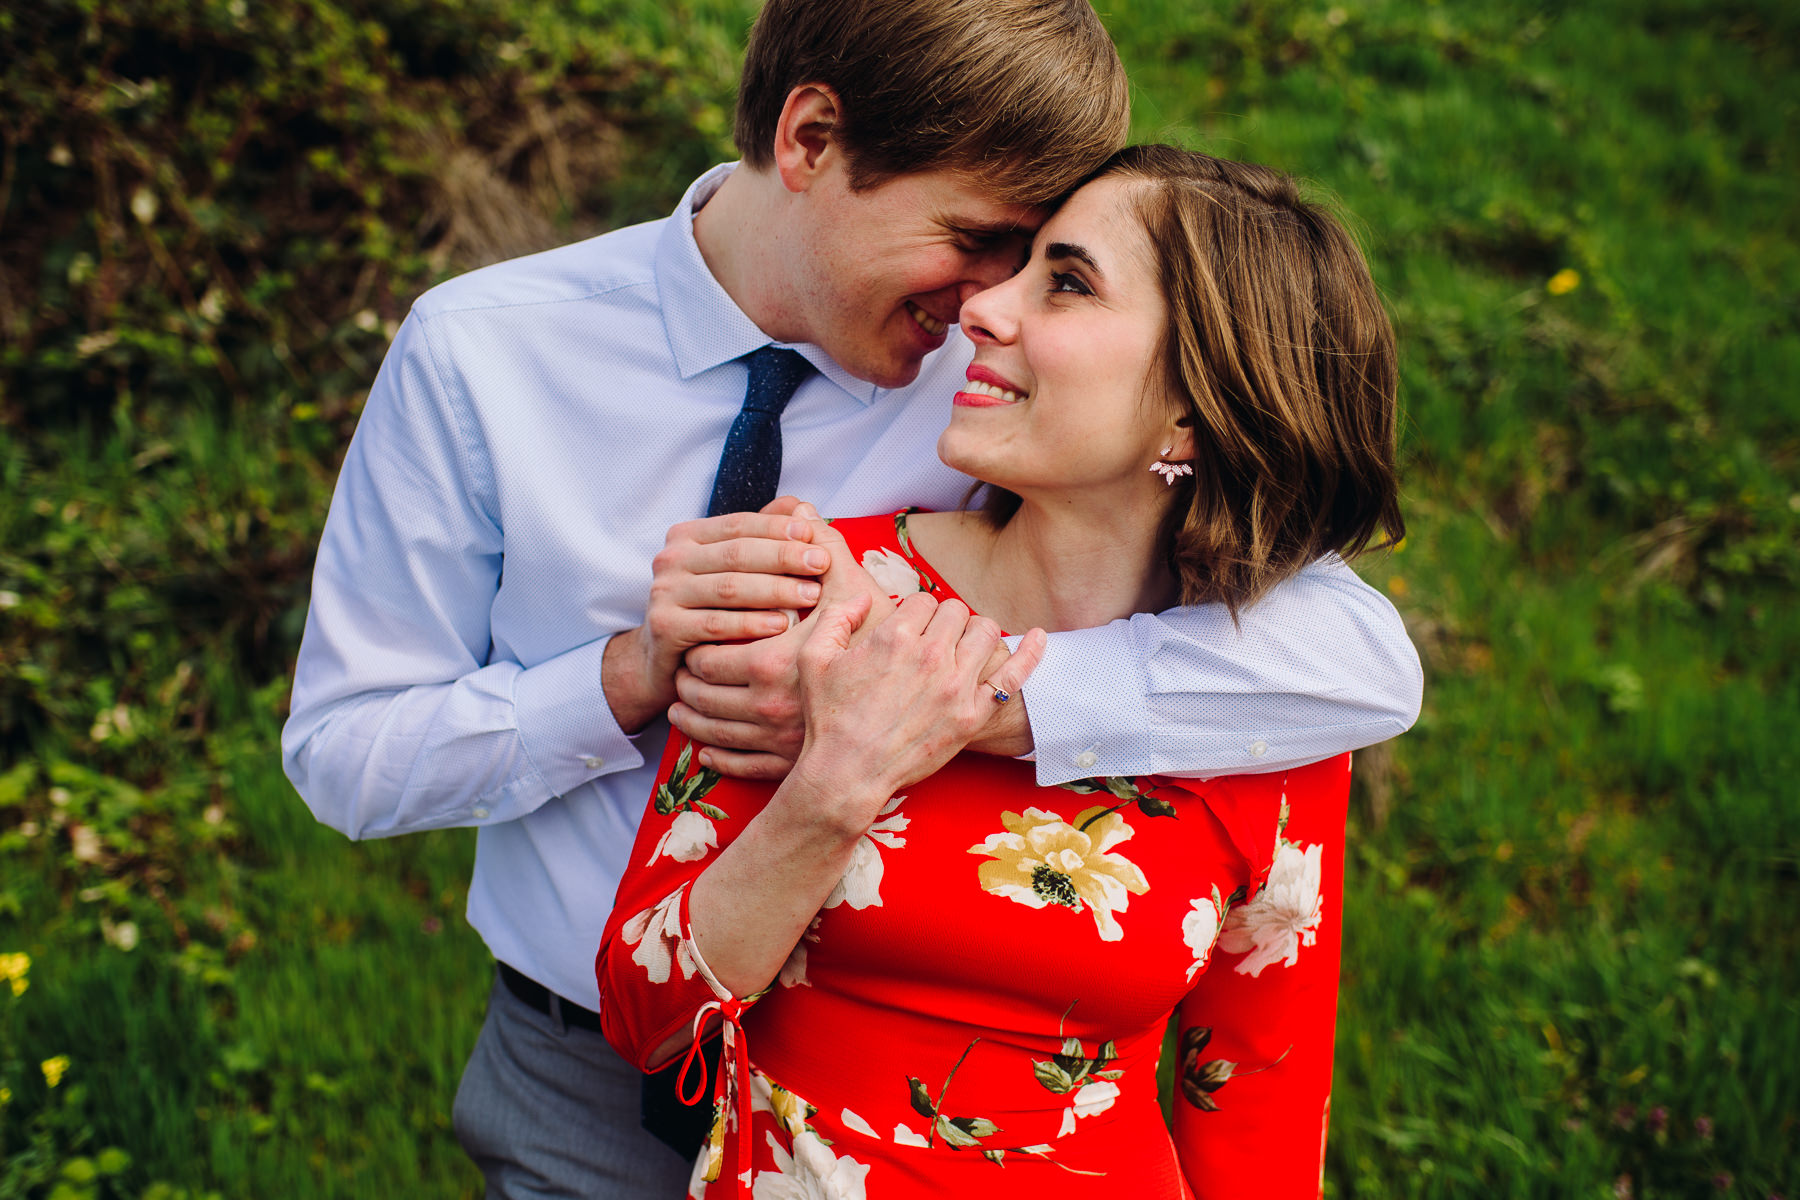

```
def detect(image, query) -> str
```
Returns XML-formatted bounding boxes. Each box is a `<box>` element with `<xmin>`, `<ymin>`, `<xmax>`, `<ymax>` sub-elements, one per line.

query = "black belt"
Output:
<box><xmin>497</xmin><ymin>961</ymin><xmax>604</xmax><ymax>1034</ymax></box>
<box><xmin>497</xmin><ymin>960</ymin><xmax>710</xmax><ymax>1157</ymax></box>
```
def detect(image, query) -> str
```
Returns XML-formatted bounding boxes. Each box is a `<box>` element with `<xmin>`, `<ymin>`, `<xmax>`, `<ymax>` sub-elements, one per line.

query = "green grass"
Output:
<box><xmin>2</xmin><ymin>0</ymin><xmax>1797</xmax><ymax>1196</ymax></box>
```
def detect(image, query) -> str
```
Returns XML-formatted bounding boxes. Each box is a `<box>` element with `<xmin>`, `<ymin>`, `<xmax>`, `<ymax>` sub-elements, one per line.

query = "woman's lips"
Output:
<box><xmin>953</xmin><ymin>389</ymin><xmax>1016</xmax><ymax>407</ymax></box>
<box><xmin>956</xmin><ymin>365</ymin><xmax>1027</xmax><ymax>406</ymax></box>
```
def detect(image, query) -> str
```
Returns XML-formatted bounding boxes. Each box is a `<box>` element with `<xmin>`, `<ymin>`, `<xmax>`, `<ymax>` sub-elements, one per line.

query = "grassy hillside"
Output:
<box><xmin>1</xmin><ymin>0</ymin><xmax>1794</xmax><ymax>1196</ymax></box>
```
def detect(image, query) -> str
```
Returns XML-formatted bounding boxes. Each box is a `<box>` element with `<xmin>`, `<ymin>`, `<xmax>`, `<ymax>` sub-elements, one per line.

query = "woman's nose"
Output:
<box><xmin>957</xmin><ymin>277</ymin><xmax>1020</xmax><ymax>345</ymax></box>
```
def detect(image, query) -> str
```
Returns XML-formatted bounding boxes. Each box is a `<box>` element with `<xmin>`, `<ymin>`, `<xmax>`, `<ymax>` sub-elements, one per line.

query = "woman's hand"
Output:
<box><xmin>671</xmin><ymin>508</ymin><xmax>894</xmax><ymax>776</ymax></box>
<box><xmin>778</xmin><ymin>589</ymin><xmax>1046</xmax><ymax>836</ymax></box>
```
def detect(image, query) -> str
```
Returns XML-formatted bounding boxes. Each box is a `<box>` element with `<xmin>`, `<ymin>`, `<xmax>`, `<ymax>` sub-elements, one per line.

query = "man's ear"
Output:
<box><xmin>772</xmin><ymin>84</ymin><xmax>842</xmax><ymax>193</ymax></box>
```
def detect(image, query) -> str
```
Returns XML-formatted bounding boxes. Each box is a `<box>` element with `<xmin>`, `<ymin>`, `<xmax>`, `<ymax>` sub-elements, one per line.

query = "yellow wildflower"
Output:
<box><xmin>0</xmin><ymin>1086</ymin><xmax>11</xmax><ymax>1107</ymax></box>
<box><xmin>969</xmin><ymin>806</ymin><xmax>1150</xmax><ymax>940</ymax></box>
<box><xmin>42</xmin><ymin>1056</ymin><xmax>70</xmax><ymax>1088</ymax></box>
<box><xmin>0</xmin><ymin>952</ymin><xmax>27</xmax><ymax>997</ymax></box>
<box><xmin>1546</xmin><ymin>268</ymin><xmax>1581</xmax><ymax>296</ymax></box>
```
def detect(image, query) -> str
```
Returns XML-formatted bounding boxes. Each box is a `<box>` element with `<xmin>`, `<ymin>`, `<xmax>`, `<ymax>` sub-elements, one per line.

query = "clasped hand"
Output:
<box><xmin>638</xmin><ymin>498</ymin><xmax>1041</xmax><ymax>779</ymax></box>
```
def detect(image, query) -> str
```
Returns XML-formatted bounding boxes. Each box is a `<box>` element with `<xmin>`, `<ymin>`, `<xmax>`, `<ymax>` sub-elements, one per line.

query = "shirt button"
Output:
<box><xmin>583</xmin><ymin>756</ymin><xmax>604</xmax><ymax>770</ymax></box>
<box><xmin>1248</xmin><ymin>740</ymin><xmax>1268</xmax><ymax>758</ymax></box>
<box><xmin>472</xmin><ymin>806</ymin><xmax>490</xmax><ymax>819</ymax></box>
<box><xmin>1074</xmin><ymin>751</ymin><xmax>1098</xmax><ymax>770</ymax></box>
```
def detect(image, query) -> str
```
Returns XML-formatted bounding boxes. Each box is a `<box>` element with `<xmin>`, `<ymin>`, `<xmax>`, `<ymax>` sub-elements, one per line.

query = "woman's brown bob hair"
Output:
<box><xmin>985</xmin><ymin>145</ymin><xmax>1405</xmax><ymax>614</ymax></box>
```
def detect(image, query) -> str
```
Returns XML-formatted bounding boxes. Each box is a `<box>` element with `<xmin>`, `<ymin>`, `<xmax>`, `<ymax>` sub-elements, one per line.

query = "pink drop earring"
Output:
<box><xmin>1149</xmin><ymin>445</ymin><xmax>1192</xmax><ymax>485</ymax></box>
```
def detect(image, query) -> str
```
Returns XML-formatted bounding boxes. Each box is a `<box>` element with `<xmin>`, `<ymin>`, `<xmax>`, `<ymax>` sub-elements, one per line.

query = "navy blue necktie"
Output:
<box><xmin>705</xmin><ymin>346</ymin><xmax>815</xmax><ymax>517</ymax></box>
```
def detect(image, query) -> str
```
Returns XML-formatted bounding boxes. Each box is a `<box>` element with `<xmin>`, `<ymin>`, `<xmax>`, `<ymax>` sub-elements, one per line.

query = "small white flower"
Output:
<box><xmin>1057</xmin><ymin>1079</ymin><xmax>1120</xmax><ymax>1137</ymax></box>
<box><xmin>129</xmin><ymin>185</ymin><xmax>158</xmax><ymax>225</ymax></box>
<box><xmin>1218</xmin><ymin>841</ymin><xmax>1325</xmax><ymax>977</ymax></box>
<box><xmin>824</xmin><ymin>796</ymin><xmax>908</xmax><ymax>910</ymax></box>
<box><xmin>752</xmin><ymin>1129</ymin><xmax>870</xmax><ymax>1200</ymax></box>
<box><xmin>1181</xmin><ymin>895</ymin><xmax>1222</xmax><ymax>981</ymax></box>
<box><xmin>649</xmin><ymin>810</ymin><xmax>719</xmax><ymax>865</ymax></box>
<box><xmin>69</xmin><ymin>825</ymin><xmax>103</xmax><ymax>863</ymax></box>
<box><xmin>620</xmin><ymin>889</ymin><xmax>700</xmax><ymax>985</ymax></box>
<box><xmin>860</xmin><ymin>548</ymin><xmax>924</xmax><ymax>599</ymax></box>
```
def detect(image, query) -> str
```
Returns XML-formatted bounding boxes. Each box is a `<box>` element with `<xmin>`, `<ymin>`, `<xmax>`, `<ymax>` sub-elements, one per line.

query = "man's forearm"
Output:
<box><xmin>601</xmin><ymin>625</ymin><xmax>678</xmax><ymax>736</ymax></box>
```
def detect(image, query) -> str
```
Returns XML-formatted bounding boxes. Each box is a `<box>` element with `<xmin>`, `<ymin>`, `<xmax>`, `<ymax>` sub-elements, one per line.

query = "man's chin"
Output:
<box><xmin>851</xmin><ymin>353</ymin><xmax>925</xmax><ymax>391</ymax></box>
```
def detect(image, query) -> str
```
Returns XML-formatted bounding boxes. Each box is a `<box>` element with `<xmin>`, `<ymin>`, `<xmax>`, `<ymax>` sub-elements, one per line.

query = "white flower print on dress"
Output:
<box><xmin>1217</xmin><ymin>840</ymin><xmax>1324</xmax><ymax>977</ymax></box>
<box><xmin>824</xmin><ymin>795</ymin><xmax>908</xmax><ymax>910</ymax></box>
<box><xmin>620</xmin><ymin>888</ymin><xmax>700</xmax><ymax>985</ymax></box>
<box><xmin>861</xmin><ymin>548</ymin><xmax>924</xmax><ymax>599</ymax></box>
<box><xmin>779</xmin><ymin>916</ymin><xmax>822</xmax><ymax>989</ymax></box>
<box><xmin>1181</xmin><ymin>893</ymin><xmax>1223</xmax><ymax>981</ymax></box>
<box><xmin>892</xmin><ymin>1123</ymin><xmax>930</xmax><ymax>1148</ymax></box>
<box><xmin>649</xmin><ymin>809</ymin><xmax>719</xmax><ymax>864</ymax></box>
<box><xmin>840</xmin><ymin>1109</ymin><xmax>878</xmax><ymax>1139</ymax></box>
<box><xmin>752</xmin><ymin>1130</ymin><xmax>871</xmax><ymax>1200</ymax></box>
<box><xmin>1056</xmin><ymin>1079</ymin><xmax>1120</xmax><ymax>1137</ymax></box>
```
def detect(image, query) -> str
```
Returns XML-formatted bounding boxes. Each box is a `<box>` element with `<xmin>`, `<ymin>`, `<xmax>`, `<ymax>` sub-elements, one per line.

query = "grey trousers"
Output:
<box><xmin>453</xmin><ymin>971</ymin><xmax>693</xmax><ymax>1199</ymax></box>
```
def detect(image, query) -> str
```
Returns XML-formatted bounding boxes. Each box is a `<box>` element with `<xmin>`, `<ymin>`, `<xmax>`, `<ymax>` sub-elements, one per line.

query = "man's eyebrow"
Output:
<box><xmin>1045</xmin><ymin>242</ymin><xmax>1103</xmax><ymax>276</ymax></box>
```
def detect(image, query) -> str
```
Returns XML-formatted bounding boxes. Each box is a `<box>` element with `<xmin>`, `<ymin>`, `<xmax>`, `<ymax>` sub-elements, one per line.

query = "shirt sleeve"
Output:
<box><xmin>1022</xmin><ymin>555</ymin><xmax>1421</xmax><ymax>786</ymax></box>
<box><xmin>597</xmin><ymin>738</ymin><xmax>774</xmax><ymax>1071</ymax></box>
<box><xmin>279</xmin><ymin>310</ymin><xmax>645</xmax><ymax>839</ymax></box>
<box><xmin>1171</xmin><ymin>754</ymin><xmax>1349</xmax><ymax>1198</ymax></box>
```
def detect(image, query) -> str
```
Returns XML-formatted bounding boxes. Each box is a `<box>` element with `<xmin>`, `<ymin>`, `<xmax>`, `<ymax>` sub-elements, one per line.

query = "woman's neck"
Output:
<box><xmin>911</xmin><ymin>492</ymin><xmax>1180</xmax><ymax>634</ymax></box>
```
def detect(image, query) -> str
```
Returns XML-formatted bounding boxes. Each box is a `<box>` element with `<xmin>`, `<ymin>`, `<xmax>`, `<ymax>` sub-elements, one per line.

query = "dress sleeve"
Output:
<box><xmin>596</xmin><ymin>738</ymin><xmax>775</xmax><ymax>1072</ymax></box>
<box><xmin>1170</xmin><ymin>754</ymin><xmax>1351</xmax><ymax>1199</ymax></box>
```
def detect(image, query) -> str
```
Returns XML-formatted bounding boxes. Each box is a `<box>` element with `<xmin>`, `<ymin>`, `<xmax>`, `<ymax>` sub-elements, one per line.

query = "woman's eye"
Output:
<box><xmin>1050</xmin><ymin>271</ymin><xmax>1092</xmax><ymax>296</ymax></box>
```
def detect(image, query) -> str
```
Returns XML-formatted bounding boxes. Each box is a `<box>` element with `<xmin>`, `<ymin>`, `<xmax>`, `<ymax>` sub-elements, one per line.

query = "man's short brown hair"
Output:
<box><xmin>735</xmin><ymin>0</ymin><xmax>1129</xmax><ymax>206</ymax></box>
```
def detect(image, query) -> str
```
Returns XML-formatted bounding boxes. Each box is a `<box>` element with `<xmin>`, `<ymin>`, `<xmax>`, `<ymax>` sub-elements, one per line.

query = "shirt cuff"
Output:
<box><xmin>513</xmin><ymin>634</ymin><xmax>646</xmax><ymax>798</ymax></box>
<box><xmin>1021</xmin><ymin>623</ymin><xmax>1159</xmax><ymax>787</ymax></box>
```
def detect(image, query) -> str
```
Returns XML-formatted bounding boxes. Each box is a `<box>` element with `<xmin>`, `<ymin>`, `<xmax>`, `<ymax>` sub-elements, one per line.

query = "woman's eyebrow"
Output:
<box><xmin>1044</xmin><ymin>241</ymin><xmax>1104</xmax><ymax>278</ymax></box>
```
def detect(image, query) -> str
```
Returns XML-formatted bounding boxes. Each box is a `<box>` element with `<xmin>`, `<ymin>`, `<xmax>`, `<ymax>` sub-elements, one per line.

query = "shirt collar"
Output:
<box><xmin>655</xmin><ymin>163</ymin><xmax>880</xmax><ymax>405</ymax></box>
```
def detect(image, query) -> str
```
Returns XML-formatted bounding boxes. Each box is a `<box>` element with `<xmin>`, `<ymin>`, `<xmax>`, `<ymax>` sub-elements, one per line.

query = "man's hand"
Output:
<box><xmin>673</xmin><ymin>518</ymin><xmax>1048</xmax><ymax>779</ymax></box>
<box><xmin>600</xmin><ymin>503</ymin><xmax>829</xmax><ymax>734</ymax></box>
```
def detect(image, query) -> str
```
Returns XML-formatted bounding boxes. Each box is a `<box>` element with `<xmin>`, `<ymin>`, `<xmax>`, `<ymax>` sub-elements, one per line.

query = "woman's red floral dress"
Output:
<box><xmin>598</xmin><ymin>512</ymin><xmax>1350</xmax><ymax>1199</ymax></box>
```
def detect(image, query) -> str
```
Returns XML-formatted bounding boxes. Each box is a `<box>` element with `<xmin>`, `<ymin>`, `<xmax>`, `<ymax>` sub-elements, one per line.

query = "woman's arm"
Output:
<box><xmin>1172</xmin><ymin>755</ymin><xmax>1351</xmax><ymax>1197</ymax></box>
<box><xmin>598</xmin><ymin>577</ymin><xmax>1044</xmax><ymax>1069</ymax></box>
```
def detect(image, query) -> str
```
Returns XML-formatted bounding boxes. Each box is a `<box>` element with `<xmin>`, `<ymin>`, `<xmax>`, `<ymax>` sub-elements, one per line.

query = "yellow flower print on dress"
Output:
<box><xmin>968</xmin><ymin>807</ymin><xmax>1149</xmax><ymax>941</ymax></box>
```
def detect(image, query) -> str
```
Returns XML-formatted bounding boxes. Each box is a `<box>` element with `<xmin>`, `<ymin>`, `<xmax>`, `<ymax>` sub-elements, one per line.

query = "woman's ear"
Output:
<box><xmin>772</xmin><ymin>84</ymin><xmax>842</xmax><ymax>193</ymax></box>
<box><xmin>1165</xmin><ymin>415</ymin><xmax>1197</xmax><ymax>463</ymax></box>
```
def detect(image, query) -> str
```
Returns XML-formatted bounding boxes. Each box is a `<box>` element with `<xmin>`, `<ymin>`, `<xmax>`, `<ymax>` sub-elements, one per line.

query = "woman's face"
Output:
<box><xmin>938</xmin><ymin>175</ymin><xmax>1183</xmax><ymax>505</ymax></box>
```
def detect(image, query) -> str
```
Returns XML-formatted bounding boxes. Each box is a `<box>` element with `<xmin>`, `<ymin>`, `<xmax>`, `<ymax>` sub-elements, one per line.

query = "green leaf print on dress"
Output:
<box><xmin>1178</xmin><ymin>1025</ymin><xmax>1292</xmax><ymax>1114</ymax></box>
<box><xmin>1058</xmin><ymin>774</ymin><xmax>1180</xmax><ymax>820</ymax></box>
<box><xmin>648</xmin><ymin>739</ymin><xmax>728</xmax><ymax>864</ymax></box>
<box><xmin>1030</xmin><ymin>1006</ymin><xmax>1127</xmax><ymax>1139</ymax></box>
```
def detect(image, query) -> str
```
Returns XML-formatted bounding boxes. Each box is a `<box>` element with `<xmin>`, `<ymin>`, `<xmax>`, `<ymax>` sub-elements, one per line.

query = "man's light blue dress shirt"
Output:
<box><xmin>282</xmin><ymin>165</ymin><xmax>1423</xmax><ymax>1008</ymax></box>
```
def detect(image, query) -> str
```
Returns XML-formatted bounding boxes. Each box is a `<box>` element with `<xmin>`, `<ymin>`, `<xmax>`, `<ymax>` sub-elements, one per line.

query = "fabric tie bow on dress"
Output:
<box><xmin>705</xmin><ymin>346</ymin><xmax>816</xmax><ymax>518</ymax></box>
